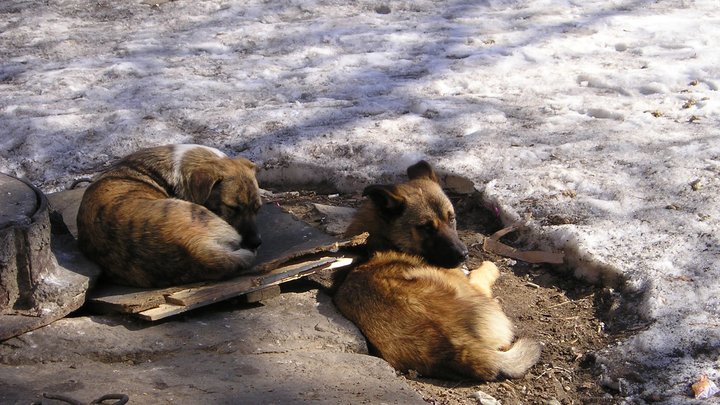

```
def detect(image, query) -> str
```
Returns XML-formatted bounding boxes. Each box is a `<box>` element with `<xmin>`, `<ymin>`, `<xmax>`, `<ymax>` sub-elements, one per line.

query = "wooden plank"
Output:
<box><xmin>87</xmin><ymin>284</ymin><xmax>191</xmax><ymax>314</ymax></box>
<box><xmin>135</xmin><ymin>303</ymin><xmax>188</xmax><ymax>321</ymax></box>
<box><xmin>86</xmin><ymin>222</ymin><xmax>366</xmax><ymax>320</ymax></box>
<box><xmin>243</xmin><ymin>285</ymin><xmax>281</xmax><ymax>303</ymax></box>
<box><xmin>251</xmin><ymin>203</ymin><xmax>337</xmax><ymax>264</ymax></box>
<box><xmin>252</xmin><ymin>233</ymin><xmax>367</xmax><ymax>273</ymax></box>
<box><xmin>137</xmin><ymin>256</ymin><xmax>356</xmax><ymax>321</ymax></box>
<box><xmin>164</xmin><ymin>257</ymin><xmax>338</xmax><ymax>307</ymax></box>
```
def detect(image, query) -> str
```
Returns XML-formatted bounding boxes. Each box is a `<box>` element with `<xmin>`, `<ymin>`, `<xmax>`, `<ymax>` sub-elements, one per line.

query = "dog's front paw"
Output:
<box><xmin>468</xmin><ymin>261</ymin><xmax>500</xmax><ymax>297</ymax></box>
<box><xmin>475</xmin><ymin>261</ymin><xmax>499</xmax><ymax>279</ymax></box>
<box><xmin>231</xmin><ymin>248</ymin><xmax>257</xmax><ymax>269</ymax></box>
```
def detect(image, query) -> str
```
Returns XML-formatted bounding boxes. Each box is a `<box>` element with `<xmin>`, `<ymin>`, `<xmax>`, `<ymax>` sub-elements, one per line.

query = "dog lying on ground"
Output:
<box><xmin>334</xmin><ymin>161</ymin><xmax>541</xmax><ymax>380</ymax></box>
<box><xmin>76</xmin><ymin>144</ymin><xmax>262</xmax><ymax>288</ymax></box>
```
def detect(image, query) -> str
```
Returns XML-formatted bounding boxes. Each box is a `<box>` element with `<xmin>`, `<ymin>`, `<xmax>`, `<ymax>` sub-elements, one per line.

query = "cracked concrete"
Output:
<box><xmin>0</xmin><ymin>291</ymin><xmax>424</xmax><ymax>404</ymax></box>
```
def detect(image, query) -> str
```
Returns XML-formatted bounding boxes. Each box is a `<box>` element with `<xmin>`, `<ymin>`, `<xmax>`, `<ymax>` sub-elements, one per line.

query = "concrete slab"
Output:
<box><xmin>0</xmin><ymin>290</ymin><xmax>425</xmax><ymax>404</ymax></box>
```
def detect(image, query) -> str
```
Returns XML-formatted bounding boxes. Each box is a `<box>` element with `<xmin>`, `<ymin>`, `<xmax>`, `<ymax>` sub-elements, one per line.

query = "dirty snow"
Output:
<box><xmin>1</xmin><ymin>0</ymin><xmax>718</xmax><ymax>402</ymax></box>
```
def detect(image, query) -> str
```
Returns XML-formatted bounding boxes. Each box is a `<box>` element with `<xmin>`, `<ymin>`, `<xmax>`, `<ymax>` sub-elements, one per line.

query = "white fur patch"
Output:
<box><xmin>171</xmin><ymin>144</ymin><xmax>226</xmax><ymax>191</ymax></box>
<box><xmin>214</xmin><ymin>229</ymin><xmax>256</xmax><ymax>268</ymax></box>
<box><xmin>229</xmin><ymin>248</ymin><xmax>257</xmax><ymax>269</ymax></box>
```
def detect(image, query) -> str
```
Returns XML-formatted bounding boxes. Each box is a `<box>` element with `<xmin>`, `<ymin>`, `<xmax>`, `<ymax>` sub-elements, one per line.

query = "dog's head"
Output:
<box><xmin>359</xmin><ymin>161</ymin><xmax>468</xmax><ymax>268</ymax></box>
<box><xmin>186</xmin><ymin>156</ymin><xmax>263</xmax><ymax>251</ymax></box>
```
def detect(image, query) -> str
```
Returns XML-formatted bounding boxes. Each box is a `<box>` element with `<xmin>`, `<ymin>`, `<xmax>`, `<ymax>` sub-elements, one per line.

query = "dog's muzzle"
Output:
<box><xmin>241</xmin><ymin>232</ymin><xmax>262</xmax><ymax>251</ymax></box>
<box><xmin>423</xmin><ymin>230</ymin><xmax>469</xmax><ymax>269</ymax></box>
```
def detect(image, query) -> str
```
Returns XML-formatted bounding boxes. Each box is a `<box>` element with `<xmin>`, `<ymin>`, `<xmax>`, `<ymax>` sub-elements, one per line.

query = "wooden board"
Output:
<box><xmin>137</xmin><ymin>256</ymin><xmax>355</xmax><ymax>321</ymax></box>
<box><xmin>87</xmin><ymin>285</ymin><xmax>189</xmax><ymax>314</ymax></box>
<box><xmin>242</xmin><ymin>285</ymin><xmax>281</xmax><ymax>303</ymax></box>
<box><xmin>163</xmin><ymin>258</ymin><xmax>336</xmax><ymax>308</ymax></box>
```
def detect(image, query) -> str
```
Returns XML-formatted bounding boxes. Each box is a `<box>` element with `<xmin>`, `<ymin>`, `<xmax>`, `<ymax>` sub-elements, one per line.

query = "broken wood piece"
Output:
<box><xmin>135</xmin><ymin>303</ymin><xmax>191</xmax><ymax>321</ymax></box>
<box><xmin>88</xmin><ymin>234</ymin><xmax>366</xmax><ymax>316</ymax></box>
<box><xmin>242</xmin><ymin>285</ymin><xmax>281</xmax><ymax>304</ymax></box>
<box><xmin>87</xmin><ymin>284</ymin><xmax>189</xmax><ymax>314</ymax></box>
<box><xmin>483</xmin><ymin>225</ymin><xmax>564</xmax><ymax>264</ymax></box>
<box><xmin>165</xmin><ymin>257</ymin><xmax>339</xmax><ymax>308</ymax></box>
<box><xmin>137</xmin><ymin>256</ymin><xmax>356</xmax><ymax>321</ymax></box>
<box><xmin>488</xmin><ymin>223</ymin><xmax>521</xmax><ymax>240</ymax></box>
<box><xmin>252</xmin><ymin>232</ymin><xmax>367</xmax><ymax>273</ymax></box>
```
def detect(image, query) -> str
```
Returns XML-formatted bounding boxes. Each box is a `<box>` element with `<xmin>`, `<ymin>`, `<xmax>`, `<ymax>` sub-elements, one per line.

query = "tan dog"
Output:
<box><xmin>77</xmin><ymin>144</ymin><xmax>262</xmax><ymax>288</ymax></box>
<box><xmin>334</xmin><ymin>161</ymin><xmax>541</xmax><ymax>380</ymax></box>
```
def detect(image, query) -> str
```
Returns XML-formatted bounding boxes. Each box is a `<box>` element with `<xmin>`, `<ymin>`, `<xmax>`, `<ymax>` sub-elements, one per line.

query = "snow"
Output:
<box><xmin>1</xmin><ymin>0</ymin><xmax>719</xmax><ymax>401</ymax></box>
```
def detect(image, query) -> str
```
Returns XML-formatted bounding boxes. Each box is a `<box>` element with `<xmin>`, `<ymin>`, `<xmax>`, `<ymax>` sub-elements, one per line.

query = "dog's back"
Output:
<box><xmin>77</xmin><ymin>144</ymin><xmax>260</xmax><ymax>287</ymax></box>
<box><xmin>334</xmin><ymin>161</ymin><xmax>540</xmax><ymax>380</ymax></box>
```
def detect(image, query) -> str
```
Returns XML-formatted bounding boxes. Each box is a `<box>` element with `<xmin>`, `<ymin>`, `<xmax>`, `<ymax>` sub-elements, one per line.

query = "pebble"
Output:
<box><xmin>470</xmin><ymin>390</ymin><xmax>500</xmax><ymax>405</ymax></box>
<box><xmin>375</xmin><ymin>5</ymin><xmax>391</xmax><ymax>14</ymax></box>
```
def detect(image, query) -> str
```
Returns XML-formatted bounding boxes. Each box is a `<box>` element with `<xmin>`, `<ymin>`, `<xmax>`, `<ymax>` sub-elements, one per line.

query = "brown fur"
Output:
<box><xmin>334</xmin><ymin>161</ymin><xmax>540</xmax><ymax>380</ymax></box>
<box><xmin>77</xmin><ymin>144</ymin><xmax>262</xmax><ymax>288</ymax></box>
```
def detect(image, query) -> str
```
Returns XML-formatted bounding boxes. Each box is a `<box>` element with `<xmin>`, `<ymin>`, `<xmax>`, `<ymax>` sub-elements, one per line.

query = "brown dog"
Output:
<box><xmin>334</xmin><ymin>161</ymin><xmax>541</xmax><ymax>380</ymax></box>
<box><xmin>77</xmin><ymin>144</ymin><xmax>262</xmax><ymax>288</ymax></box>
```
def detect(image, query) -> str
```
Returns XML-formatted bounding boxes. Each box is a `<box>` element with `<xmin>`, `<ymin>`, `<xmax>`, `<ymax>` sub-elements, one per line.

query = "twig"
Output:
<box><xmin>535</xmin><ymin>366</ymin><xmax>574</xmax><ymax>380</ymax></box>
<box><xmin>549</xmin><ymin>296</ymin><xmax>592</xmax><ymax>309</ymax></box>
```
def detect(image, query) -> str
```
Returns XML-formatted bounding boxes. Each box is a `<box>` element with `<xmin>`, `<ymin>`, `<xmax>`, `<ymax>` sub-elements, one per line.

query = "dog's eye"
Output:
<box><xmin>227</xmin><ymin>202</ymin><xmax>261</xmax><ymax>215</ymax></box>
<box><xmin>416</xmin><ymin>221</ymin><xmax>436</xmax><ymax>234</ymax></box>
<box><xmin>242</xmin><ymin>202</ymin><xmax>262</xmax><ymax>214</ymax></box>
<box><xmin>448</xmin><ymin>213</ymin><xmax>456</xmax><ymax>225</ymax></box>
<box><xmin>228</xmin><ymin>204</ymin><xmax>244</xmax><ymax>213</ymax></box>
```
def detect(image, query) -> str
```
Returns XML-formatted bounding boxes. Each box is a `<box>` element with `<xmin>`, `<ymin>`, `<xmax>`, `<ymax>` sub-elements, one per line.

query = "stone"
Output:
<box><xmin>0</xmin><ymin>175</ymin><xmax>100</xmax><ymax>341</ymax></box>
<box><xmin>444</xmin><ymin>174</ymin><xmax>476</xmax><ymax>194</ymax></box>
<box><xmin>312</xmin><ymin>203</ymin><xmax>357</xmax><ymax>236</ymax></box>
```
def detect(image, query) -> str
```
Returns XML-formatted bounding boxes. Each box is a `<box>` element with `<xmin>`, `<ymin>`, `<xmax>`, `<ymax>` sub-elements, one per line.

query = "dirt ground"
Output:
<box><xmin>269</xmin><ymin>189</ymin><xmax>633</xmax><ymax>405</ymax></box>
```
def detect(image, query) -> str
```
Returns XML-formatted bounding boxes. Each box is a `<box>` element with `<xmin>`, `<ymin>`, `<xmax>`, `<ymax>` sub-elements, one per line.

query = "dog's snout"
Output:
<box><xmin>451</xmin><ymin>244</ymin><xmax>469</xmax><ymax>265</ymax></box>
<box><xmin>423</xmin><ymin>234</ymin><xmax>468</xmax><ymax>269</ymax></box>
<box><xmin>242</xmin><ymin>233</ymin><xmax>262</xmax><ymax>251</ymax></box>
<box><xmin>447</xmin><ymin>231</ymin><xmax>468</xmax><ymax>263</ymax></box>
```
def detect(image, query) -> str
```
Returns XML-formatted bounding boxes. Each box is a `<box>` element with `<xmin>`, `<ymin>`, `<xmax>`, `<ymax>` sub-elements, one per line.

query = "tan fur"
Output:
<box><xmin>334</xmin><ymin>161</ymin><xmax>540</xmax><ymax>380</ymax></box>
<box><xmin>77</xmin><ymin>144</ymin><xmax>262</xmax><ymax>288</ymax></box>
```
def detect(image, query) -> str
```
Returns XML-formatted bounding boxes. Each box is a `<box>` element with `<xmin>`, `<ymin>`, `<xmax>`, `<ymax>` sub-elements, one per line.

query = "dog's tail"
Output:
<box><xmin>496</xmin><ymin>338</ymin><xmax>542</xmax><ymax>378</ymax></box>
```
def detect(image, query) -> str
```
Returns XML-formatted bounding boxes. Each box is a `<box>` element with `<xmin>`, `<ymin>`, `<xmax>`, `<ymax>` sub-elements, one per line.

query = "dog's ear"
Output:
<box><xmin>188</xmin><ymin>169</ymin><xmax>221</xmax><ymax>204</ymax></box>
<box><xmin>363</xmin><ymin>184</ymin><xmax>406</xmax><ymax>218</ymax></box>
<box><xmin>407</xmin><ymin>160</ymin><xmax>439</xmax><ymax>183</ymax></box>
<box><xmin>235</xmin><ymin>157</ymin><xmax>257</xmax><ymax>172</ymax></box>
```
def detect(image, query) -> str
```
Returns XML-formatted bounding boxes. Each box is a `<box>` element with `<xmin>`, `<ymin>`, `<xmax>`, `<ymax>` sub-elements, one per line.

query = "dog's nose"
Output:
<box><xmin>453</xmin><ymin>240</ymin><xmax>469</xmax><ymax>259</ymax></box>
<box><xmin>455</xmin><ymin>247</ymin><xmax>469</xmax><ymax>264</ymax></box>
<box><xmin>242</xmin><ymin>233</ymin><xmax>262</xmax><ymax>251</ymax></box>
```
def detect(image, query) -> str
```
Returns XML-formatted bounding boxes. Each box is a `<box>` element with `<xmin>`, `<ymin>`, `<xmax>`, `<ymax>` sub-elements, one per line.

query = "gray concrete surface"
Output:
<box><xmin>0</xmin><ymin>290</ymin><xmax>424</xmax><ymax>404</ymax></box>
